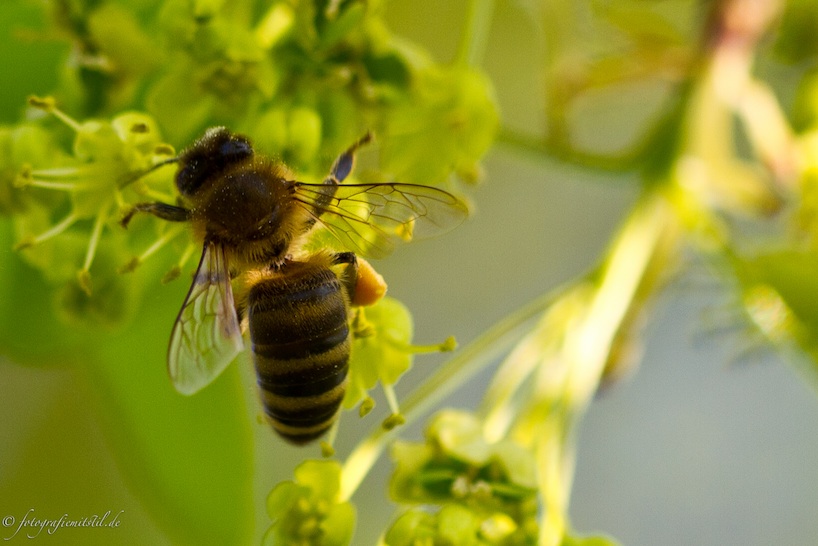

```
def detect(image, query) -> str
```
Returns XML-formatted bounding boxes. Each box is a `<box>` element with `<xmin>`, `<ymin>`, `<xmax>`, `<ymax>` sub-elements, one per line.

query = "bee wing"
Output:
<box><xmin>294</xmin><ymin>182</ymin><xmax>468</xmax><ymax>259</ymax></box>
<box><xmin>168</xmin><ymin>242</ymin><xmax>244</xmax><ymax>395</ymax></box>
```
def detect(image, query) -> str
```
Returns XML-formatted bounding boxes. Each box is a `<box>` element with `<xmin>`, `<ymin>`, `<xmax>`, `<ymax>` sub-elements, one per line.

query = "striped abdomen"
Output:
<box><xmin>247</xmin><ymin>263</ymin><xmax>350</xmax><ymax>444</ymax></box>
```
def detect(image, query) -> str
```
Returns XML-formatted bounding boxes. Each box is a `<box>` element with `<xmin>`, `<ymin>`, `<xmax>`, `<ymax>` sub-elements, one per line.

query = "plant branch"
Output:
<box><xmin>455</xmin><ymin>0</ymin><xmax>495</xmax><ymax>67</ymax></box>
<box><xmin>340</xmin><ymin>288</ymin><xmax>557</xmax><ymax>501</ymax></box>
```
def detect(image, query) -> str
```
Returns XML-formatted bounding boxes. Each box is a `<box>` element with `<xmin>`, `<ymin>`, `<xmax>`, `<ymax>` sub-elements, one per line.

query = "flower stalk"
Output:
<box><xmin>523</xmin><ymin>193</ymin><xmax>680</xmax><ymax>545</ymax></box>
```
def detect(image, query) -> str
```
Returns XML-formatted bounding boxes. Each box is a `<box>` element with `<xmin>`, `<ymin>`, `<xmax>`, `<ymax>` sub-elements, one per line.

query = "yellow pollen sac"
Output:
<box><xmin>351</xmin><ymin>257</ymin><xmax>387</xmax><ymax>306</ymax></box>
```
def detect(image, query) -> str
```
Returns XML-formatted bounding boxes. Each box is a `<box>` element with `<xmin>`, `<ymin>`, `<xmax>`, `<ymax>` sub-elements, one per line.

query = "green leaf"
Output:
<box><xmin>89</xmin><ymin>287</ymin><xmax>255</xmax><ymax>545</ymax></box>
<box><xmin>0</xmin><ymin>217</ymin><xmax>255</xmax><ymax>544</ymax></box>
<box><xmin>0</xmin><ymin>372</ymin><xmax>166</xmax><ymax>546</ymax></box>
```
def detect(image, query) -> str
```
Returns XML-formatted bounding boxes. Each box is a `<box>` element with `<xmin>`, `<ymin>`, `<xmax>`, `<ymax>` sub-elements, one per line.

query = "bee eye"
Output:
<box><xmin>175</xmin><ymin>160</ymin><xmax>207</xmax><ymax>196</ymax></box>
<box><xmin>219</xmin><ymin>138</ymin><xmax>252</xmax><ymax>161</ymax></box>
<box><xmin>175</xmin><ymin>128</ymin><xmax>254</xmax><ymax>196</ymax></box>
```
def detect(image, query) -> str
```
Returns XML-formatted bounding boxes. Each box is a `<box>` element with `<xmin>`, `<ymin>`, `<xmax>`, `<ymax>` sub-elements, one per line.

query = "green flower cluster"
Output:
<box><xmin>0</xmin><ymin>3</ymin><xmax>498</xmax><ymax>541</ymax></box>
<box><xmin>385</xmin><ymin>410</ymin><xmax>538</xmax><ymax>546</ymax></box>
<box><xmin>9</xmin><ymin>99</ymin><xmax>175</xmax><ymax>325</ymax></box>
<box><xmin>1</xmin><ymin>0</ymin><xmax>496</xmax><ymax>385</ymax></box>
<box><xmin>3</xmin><ymin>0</ymin><xmax>497</xmax><ymax>314</ymax></box>
<box><xmin>38</xmin><ymin>0</ymin><xmax>498</xmax><ymax>171</ymax></box>
<box><xmin>346</xmin><ymin>297</ymin><xmax>415</xmax><ymax>410</ymax></box>
<box><xmin>345</xmin><ymin>297</ymin><xmax>456</xmax><ymax>430</ymax></box>
<box><xmin>264</xmin><ymin>460</ymin><xmax>355</xmax><ymax>546</ymax></box>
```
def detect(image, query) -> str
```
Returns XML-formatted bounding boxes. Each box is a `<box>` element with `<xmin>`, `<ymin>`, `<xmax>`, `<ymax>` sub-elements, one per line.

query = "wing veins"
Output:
<box><xmin>292</xmin><ymin>181</ymin><xmax>466</xmax><ymax>258</ymax></box>
<box><xmin>167</xmin><ymin>242</ymin><xmax>244</xmax><ymax>395</ymax></box>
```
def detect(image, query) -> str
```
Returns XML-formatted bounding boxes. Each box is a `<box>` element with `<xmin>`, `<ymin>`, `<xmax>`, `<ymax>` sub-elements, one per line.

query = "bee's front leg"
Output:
<box><xmin>120</xmin><ymin>202</ymin><xmax>192</xmax><ymax>228</ymax></box>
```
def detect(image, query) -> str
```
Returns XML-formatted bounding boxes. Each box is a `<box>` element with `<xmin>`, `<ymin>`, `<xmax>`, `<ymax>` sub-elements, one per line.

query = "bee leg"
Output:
<box><xmin>332</xmin><ymin>251</ymin><xmax>359</xmax><ymax>299</ymax></box>
<box><xmin>303</xmin><ymin>134</ymin><xmax>373</xmax><ymax>231</ymax></box>
<box><xmin>328</xmin><ymin>132</ymin><xmax>372</xmax><ymax>183</ymax></box>
<box><xmin>120</xmin><ymin>202</ymin><xmax>192</xmax><ymax>228</ymax></box>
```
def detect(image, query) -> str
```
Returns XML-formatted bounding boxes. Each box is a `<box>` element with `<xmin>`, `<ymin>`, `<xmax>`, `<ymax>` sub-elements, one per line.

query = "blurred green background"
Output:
<box><xmin>2</xmin><ymin>1</ymin><xmax>818</xmax><ymax>545</ymax></box>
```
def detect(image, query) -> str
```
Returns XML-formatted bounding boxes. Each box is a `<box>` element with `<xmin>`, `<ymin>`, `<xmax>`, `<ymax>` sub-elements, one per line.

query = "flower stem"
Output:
<box><xmin>339</xmin><ymin>288</ymin><xmax>556</xmax><ymax>501</ymax></box>
<box><xmin>82</xmin><ymin>206</ymin><xmax>109</xmax><ymax>273</ymax></box>
<box><xmin>456</xmin><ymin>0</ymin><xmax>495</xmax><ymax>67</ymax></box>
<box><xmin>14</xmin><ymin>212</ymin><xmax>78</xmax><ymax>250</ymax></box>
<box><xmin>140</xmin><ymin>224</ymin><xmax>185</xmax><ymax>262</ymax></box>
<box><xmin>521</xmin><ymin>191</ymin><xmax>680</xmax><ymax>545</ymax></box>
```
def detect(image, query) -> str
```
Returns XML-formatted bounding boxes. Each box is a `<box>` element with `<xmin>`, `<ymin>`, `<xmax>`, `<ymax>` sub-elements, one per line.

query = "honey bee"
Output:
<box><xmin>122</xmin><ymin>128</ymin><xmax>467</xmax><ymax>444</ymax></box>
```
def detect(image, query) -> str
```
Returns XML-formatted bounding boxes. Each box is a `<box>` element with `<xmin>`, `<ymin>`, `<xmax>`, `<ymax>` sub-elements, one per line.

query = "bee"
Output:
<box><xmin>122</xmin><ymin>127</ymin><xmax>467</xmax><ymax>444</ymax></box>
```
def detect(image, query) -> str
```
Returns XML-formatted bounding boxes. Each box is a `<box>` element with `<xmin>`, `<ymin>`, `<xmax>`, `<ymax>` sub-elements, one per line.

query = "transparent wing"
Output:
<box><xmin>294</xmin><ymin>182</ymin><xmax>468</xmax><ymax>259</ymax></box>
<box><xmin>168</xmin><ymin>242</ymin><xmax>244</xmax><ymax>395</ymax></box>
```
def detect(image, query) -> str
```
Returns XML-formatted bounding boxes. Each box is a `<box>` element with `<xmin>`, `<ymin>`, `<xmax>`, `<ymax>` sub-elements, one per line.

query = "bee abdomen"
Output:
<box><xmin>258</xmin><ymin>381</ymin><xmax>347</xmax><ymax>444</ymax></box>
<box><xmin>247</xmin><ymin>266</ymin><xmax>350</xmax><ymax>444</ymax></box>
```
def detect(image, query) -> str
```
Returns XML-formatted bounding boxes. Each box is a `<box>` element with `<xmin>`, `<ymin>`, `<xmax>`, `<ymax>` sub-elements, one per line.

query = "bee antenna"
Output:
<box><xmin>118</xmin><ymin>156</ymin><xmax>180</xmax><ymax>189</ymax></box>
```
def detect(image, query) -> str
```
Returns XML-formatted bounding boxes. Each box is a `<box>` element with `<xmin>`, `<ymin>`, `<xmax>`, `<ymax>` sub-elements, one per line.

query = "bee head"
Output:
<box><xmin>175</xmin><ymin>127</ymin><xmax>254</xmax><ymax>197</ymax></box>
